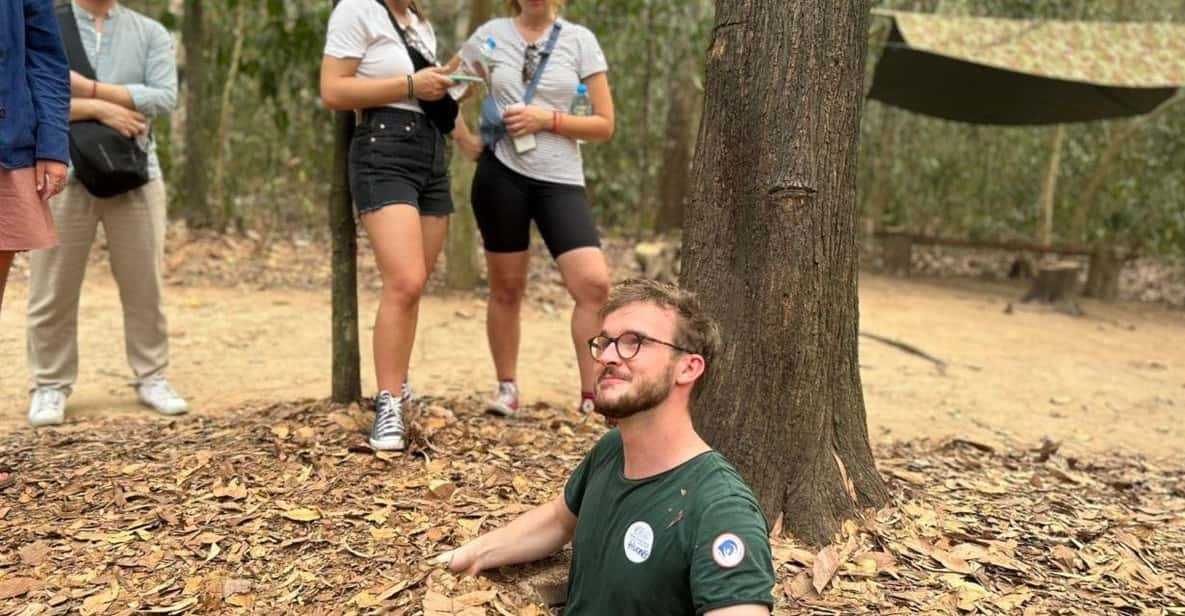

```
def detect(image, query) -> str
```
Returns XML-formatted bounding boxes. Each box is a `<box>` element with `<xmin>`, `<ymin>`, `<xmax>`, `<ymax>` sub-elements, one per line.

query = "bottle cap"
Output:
<box><xmin>576</xmin><ymin>84</ymin><xmax>588</xmax><ymax>94</ymax></box>
<box><xmin>486</xmin><ymin>37</ymin><xmax>497</xmax><ymax>48</ymax></box>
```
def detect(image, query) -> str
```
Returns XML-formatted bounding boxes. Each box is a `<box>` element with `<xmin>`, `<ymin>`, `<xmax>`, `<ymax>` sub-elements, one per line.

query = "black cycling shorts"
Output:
<box><xmin>470</xmin><ymin>150</ymin><xmax>600</xmax><ymax>258</ymax></box>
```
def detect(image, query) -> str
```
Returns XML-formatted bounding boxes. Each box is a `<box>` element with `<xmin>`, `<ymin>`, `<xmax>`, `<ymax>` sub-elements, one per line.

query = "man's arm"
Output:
<box><xmin>439</xmin><ymin>494</ymin><xmax>577</xmax><ymax>576</ymax></box>
<box><xmin>70</xmin><ymin>98</ymin><xmax>147</xmax><ymax>138</ymax></box>
<box><xmin>72</xmin><ymin>22</ymin><xmax>177</xmax><ymax>115</ymax></box>
<box><xmin>705</xmin><ymin>605</ymin><xmax>770</xmax><ymax>616</ymax></box>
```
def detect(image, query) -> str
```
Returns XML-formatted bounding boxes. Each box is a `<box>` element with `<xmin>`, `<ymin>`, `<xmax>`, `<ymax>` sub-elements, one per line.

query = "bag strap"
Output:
<box><xmin>55</xmin><ymin>2</ymin><xmax>97</xmax><ymax>80</ymax></box>
<box><xmin>374</xmin><ymin>0</ymin><xmax>436</xmax><ymax>71</ymax></box>
<box><xmin>523</xmin><ymin>22</ymin><xmax>563</xmax><ymax>105</ymax></box>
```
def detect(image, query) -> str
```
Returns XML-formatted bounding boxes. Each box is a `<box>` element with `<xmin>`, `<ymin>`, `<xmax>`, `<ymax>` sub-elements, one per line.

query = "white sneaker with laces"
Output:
<box><xmin>137</xmin><ymin>377</ymin><xmax>189</xmax><ymax>415</ymax></box>
<box><xmin>370</xmin><ymin>390</ymin><xmax>406</xmax><ymax>451</ymax></box>
<box><xmin>485</xmin><ymin>381</ymin><xmax>520</xmax><ymax>417</ymax></box>
<box><xmin>28</xmin><ymin>387</ymin><xmax>67</xmax><ymax>427</ymax></box>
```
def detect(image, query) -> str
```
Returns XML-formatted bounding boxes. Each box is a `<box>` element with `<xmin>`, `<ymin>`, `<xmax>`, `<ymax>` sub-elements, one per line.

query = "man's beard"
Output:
<box><xmin>595</xmin><ymin>364</ymin><xmax>675</xmax><ymax>420</ymax></box>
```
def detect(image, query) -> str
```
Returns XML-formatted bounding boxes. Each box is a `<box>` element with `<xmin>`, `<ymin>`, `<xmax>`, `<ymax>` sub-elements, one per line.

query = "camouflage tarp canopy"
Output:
<box><xmin>867</xmin><ymin>10</ymin><xmax>1185</xmax><ymax>125</ymax></box>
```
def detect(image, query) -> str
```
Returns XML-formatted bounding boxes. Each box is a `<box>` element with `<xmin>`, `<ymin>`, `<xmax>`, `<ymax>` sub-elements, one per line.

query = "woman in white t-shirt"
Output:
<box><xmin>321</xmin><ymin>0</ymin><xmax>483</xmax><ymax>451</ymax></box>
<box><xmin>464</xmin><ymin>0</ymin><xmax>615</xmax><ymax>418</ymax></box>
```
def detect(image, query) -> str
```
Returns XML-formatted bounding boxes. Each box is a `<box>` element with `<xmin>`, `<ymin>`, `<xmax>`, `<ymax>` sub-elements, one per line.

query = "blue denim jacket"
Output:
<box><xmin>0</xmin><ymin>0</ymin><xmax>71</xmax><ymax>169</ymax></box>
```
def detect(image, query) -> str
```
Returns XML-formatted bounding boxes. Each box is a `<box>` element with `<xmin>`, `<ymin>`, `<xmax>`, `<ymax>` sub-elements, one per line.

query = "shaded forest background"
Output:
<box><xmin>142</xmin><ymin>0</ymin><xmax>1184</xmax><ymax>257</ymax></box>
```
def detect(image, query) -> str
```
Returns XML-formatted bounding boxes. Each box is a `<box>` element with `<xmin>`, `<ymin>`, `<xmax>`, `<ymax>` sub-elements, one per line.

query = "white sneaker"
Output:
<box><xmin>485</xmin><ymin>381</ymin><xmax>520</xmax><ymax>417</ymax></box>
<box><xmin>369</xmin><ymin>390</ymin><xmax>405</xmax><ymax>451</ymax></box>
<box><xmin>137</xmin><ymin>376</ymin><xmax>189</xmax><ymax>415</ymax></box>
<box><xmin>28</xmin><ymin>387</ymin><xmax>67</xmax><ymax>427</ymax></box>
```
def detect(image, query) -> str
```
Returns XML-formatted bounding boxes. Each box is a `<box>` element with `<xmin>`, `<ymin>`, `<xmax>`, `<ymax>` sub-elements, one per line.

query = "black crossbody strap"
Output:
<box><xmin>523</xmin><ymin>22</ymin><xmax>562</xmax><ymax>105</ymax></box>
<box><xmin>55</xmin><ymin>2</ymin><xmax>97</xmax><ymax>80</ymax></box>
<box><xmin>374</xmin><ymin>0</ymin><xmax>436</xmax><ymax>69</ymax></box>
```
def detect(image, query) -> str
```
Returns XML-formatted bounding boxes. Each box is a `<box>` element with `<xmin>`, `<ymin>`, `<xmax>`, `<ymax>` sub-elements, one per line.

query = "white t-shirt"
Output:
<box><xmin>468</xmin><ymin>18</ymin><xmax>608</xmax><ymax>186</ymax></box>
<box><xmin>324</xmin><ymin>0</ymin><xmax>438</xmax><ymax>114</ymax></box>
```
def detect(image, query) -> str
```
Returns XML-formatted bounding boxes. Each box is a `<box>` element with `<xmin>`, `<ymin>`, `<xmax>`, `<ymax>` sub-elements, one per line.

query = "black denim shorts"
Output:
<box><xmin>348</xmin><ymin>107</ymin><xmax>453</xmax><ymax>216</ymax></box>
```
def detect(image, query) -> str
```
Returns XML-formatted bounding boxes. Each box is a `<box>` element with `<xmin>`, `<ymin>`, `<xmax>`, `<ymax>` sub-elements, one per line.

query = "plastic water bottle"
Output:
<box><xmin>480</xmin><ymin>37</ymin><xmax>497</xmax><ymax>79</ymax></box>
<box><xmin>451</xmin><ymin>37</ymin><xmax>497</xmax><ymax>100</ymax></box>
<box><xmin>569</xmin><ymin>84</ymin><xmax>592</xmax><ymax>144</ymax></box>
<box><xmin>569</xmin><ymin>83</ymin><xmax>592</xmax><ymax>116</ymax></box>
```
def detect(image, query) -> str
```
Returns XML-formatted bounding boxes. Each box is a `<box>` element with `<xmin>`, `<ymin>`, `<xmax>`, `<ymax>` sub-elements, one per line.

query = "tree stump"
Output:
<box><xmin>1022</xmin><ymin>262</ymin><xmax>1083</xmax><ymax>315</ymax></box>
<box><xmin>634</xmin><ymin>241</ymin><xmax>680</xmax><ymax>284</ymax></box>
<box><xmin>881</xmin><ymin>232</ymin><xmax>912</xmax><ymax>276</ymax></box>
<box><xmin>1083</xmin><ymin>248</ymin><xmax>1122</xmax><ymax>301</ymax></box>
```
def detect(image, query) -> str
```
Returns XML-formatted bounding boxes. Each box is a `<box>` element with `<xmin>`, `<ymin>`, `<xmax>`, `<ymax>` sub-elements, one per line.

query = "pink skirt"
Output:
<box><xmin>0</xmin><ymin>166</ymin><xmax>56</xmax><ymax>251</ymax></box>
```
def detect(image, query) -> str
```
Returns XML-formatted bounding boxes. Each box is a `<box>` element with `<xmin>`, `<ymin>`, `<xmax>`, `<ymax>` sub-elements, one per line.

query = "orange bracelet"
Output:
<box><xmin>90</xmin><ymin>79</ymin><xmax>98</xmax><ymax>98</ymax></box>
<box><xmin>552</xmin><ymin>110</ymin><xmax>562</xmax><ymax>133</ymax></box>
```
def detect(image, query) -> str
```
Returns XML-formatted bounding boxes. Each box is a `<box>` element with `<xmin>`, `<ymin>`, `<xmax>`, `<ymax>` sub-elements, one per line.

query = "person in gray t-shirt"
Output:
<box><xmin>464</xmin><ymin>0</ymin><xmax>616</xmax><ymax>419</ymax></box>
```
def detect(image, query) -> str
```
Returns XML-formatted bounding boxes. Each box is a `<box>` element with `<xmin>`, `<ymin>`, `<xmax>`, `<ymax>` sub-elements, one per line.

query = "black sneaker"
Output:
<box><xmin>369</xmin><ymin>390</ymin><xmax>405</xmax><ymax>451</ymax></box>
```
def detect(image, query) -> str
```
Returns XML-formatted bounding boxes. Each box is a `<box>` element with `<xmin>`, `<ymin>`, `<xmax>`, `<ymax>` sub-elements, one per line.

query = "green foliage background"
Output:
<box><xmin>135</xmin><ymin>0</ymin><xmax>1183</xmax><ymax>256</ymax></box>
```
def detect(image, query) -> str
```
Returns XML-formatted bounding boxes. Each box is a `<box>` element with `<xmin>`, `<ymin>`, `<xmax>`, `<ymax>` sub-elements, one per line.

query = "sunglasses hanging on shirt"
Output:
<box><xmin>521</xmin><ymin>43</ymin><xmax>541</xmax><ymax>84</ymax></box>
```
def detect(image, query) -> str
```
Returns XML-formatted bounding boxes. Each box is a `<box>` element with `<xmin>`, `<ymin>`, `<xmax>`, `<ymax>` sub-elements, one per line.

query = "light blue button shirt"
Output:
<box><xmin>72</xmin><ymin>1</ymin><xmax>177</xmax><ymax>180</ymax></box>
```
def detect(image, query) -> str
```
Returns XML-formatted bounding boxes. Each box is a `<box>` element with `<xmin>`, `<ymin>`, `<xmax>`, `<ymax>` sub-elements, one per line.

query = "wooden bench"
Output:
<box><xmin>876</xmin><ymin>231</ymin><xmax>1127</xmax><ymax>308</ymax></box>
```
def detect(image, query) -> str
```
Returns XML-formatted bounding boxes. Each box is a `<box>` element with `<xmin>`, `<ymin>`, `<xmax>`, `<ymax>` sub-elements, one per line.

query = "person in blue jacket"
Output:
<box><xmin>0</xmin><ymin>0</ymin><xmax>71</xmax><ymax>489</ymax></box>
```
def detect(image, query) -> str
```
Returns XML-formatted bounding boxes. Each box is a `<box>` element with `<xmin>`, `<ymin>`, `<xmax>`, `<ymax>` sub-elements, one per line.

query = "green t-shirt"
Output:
<box><xmin>562</xmin><ymin>430</ymin><xmax>775</xmax><ymax>615</ymax></box>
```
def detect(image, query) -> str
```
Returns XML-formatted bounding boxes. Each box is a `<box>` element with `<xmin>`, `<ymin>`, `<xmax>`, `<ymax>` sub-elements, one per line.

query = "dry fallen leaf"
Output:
<box><xmin>784</xmin><ymin>570</ymin><xmax>817</xmax><ymax>601</ymax></box>
<box><xmin>282</xmin><ymin>507</ymin><xmax>322</xmax><ymax>522</ymax></box>
<box><xmin>0</xmin><ymin>577</ymin><xmax>34</xmax><ymax>600</ymax></box>
<box><xmin>428</xmin><ymin>480</ymin><xmax>458</xmax><ymax>500</ymax></box>
<box><xmin>19</xmin><ymin>541</ymin><xmax>51</xmax><ymax>566</ymax></box>
<box><xmin>79</xmin><ymin>581</ymin><xmax>120</xmax><ymax>616</ymax></box>
<box><xmin>812</xmin><ymin>546</ymin><xmax>840</xmax><ymax>594</ymax></box>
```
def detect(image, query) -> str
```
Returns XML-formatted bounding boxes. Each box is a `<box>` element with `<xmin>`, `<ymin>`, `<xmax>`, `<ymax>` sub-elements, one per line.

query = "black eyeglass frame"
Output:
<box><xmin>587</xmin><ymin>332</ymin><xmax>696</xmax><ymax>360</ymax></box>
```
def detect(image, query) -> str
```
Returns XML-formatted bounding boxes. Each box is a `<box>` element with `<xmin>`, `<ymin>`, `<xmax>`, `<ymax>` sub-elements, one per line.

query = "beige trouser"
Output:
<box><xmin>26</xmin><ymin>178</ymin><xmax>169</xmax><ymax>392</ymax></box>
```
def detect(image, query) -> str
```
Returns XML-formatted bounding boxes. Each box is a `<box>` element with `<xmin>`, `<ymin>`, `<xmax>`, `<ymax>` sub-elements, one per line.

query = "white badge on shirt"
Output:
<box><xmin>712</xmin><ymin>533</ymin><xmax>746</xmax><ymax>568</ymax></box>
<box><xmin>623</xmin><ymin>521</ymin><xmax>654</xmax><ymax>563</ymax></box>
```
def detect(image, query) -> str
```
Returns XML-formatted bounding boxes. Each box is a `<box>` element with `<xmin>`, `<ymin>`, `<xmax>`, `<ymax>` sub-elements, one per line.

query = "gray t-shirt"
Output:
<box><xmin>469</xmin><ymin>18</ymin><xmax>608</xmax><ymax>186</ymax></box>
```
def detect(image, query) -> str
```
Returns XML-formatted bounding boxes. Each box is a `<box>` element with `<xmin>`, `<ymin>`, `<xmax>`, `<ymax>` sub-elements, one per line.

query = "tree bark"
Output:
<box><xmin>445</xmin><ymin>0</ymin><xmax>494</xmax><ymax>290</ymax></box>
<box><xmin>211</xmin><ymin>2</ymin><xmax>248</xmax><ymax>230</ymax></box>
<box><xmin>1022</xmin><ymin>262</ymin><xmax>1083</xmax><ymax>316</ymax></box>
<box><xmin>681</xmin><ymin>0</ymin><xmax>889</xmax><ymax>545</ymax></box>
<box><xmin>1038</xmin><ymin>124</ymin><xmax>1065</xmax><ymax>248</ymax></box>
<box><xmin>330</xmin><ymin>0</ymin><xmax>361</xmax><ymax>404</ymax></box>
<box><xmin>1083</xmin><ymin>248</ymin><xmax>1122</xmax><ymax>301</ymax></box>
<box><xmin>181</xmin><ymin>0</ymin><xmax>213</xmax><ymax>228</ymax></box>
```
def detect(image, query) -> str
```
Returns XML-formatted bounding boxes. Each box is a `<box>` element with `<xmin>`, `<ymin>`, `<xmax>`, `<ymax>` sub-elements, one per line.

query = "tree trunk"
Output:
<box><xmin>653</xmin><ymin>52</ymin><xmax>698</xmax><ymax>234</ymax></box>
<box><xmin>682</xmin><ymin>0</ymin><xmax>889</xmax><ymax>545</ymax></box>
<box><xmin>211</xmin><ymin>2</ymin><xmax>248</xmax><ymax>231</ymax></box>
<box><xmin>1083</xmin><ymin>248</ymin><xmax>1122</xmax><ymax>301</ymax></box>
<box><xmin>330</xmin><ymin>0</ymin><xmax>361</xmax><ymax>404</ymax></box>
<box><xmin>1038</xmin><ymin>124</ymin><xmax>1065</xmax><ymax>248</ymax></box>
<box><xmin>181</xmin><ymin>0</ymin><xmax>212</xmax><ymax>229</ymax></box>
<box><xmin>445</xmin><ymin>0</ymin><xmax>493</xmax><ymax>290</ymax></box>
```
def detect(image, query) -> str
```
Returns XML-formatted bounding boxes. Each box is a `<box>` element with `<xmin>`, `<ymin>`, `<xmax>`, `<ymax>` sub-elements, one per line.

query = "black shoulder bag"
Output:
<box><xmin>375</xmin><ymin>0</ymin><xmax>458</xmax><ymax>135</ymax></box>
<box><xmin>55</xmin><ymin>2</ymin><xmax>150</xmax><ymax>198</ymax></box>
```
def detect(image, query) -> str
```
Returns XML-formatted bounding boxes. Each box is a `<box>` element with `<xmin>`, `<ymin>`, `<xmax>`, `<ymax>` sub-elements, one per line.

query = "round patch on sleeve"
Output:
<box><xmin>711</xmin><ymin>533</ymin><xmax>746</xmax><ymax>568</ymax></box>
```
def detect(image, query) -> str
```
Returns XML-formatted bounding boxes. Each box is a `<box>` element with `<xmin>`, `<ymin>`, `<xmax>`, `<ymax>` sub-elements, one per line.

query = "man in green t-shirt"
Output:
<box><xmin>438</xmin><ymin>279</ymin><xmax>775</xmax><ymax>615</ymax></box>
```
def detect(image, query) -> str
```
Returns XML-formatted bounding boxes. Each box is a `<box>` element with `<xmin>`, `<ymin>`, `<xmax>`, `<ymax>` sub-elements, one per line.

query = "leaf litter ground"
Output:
<box><xmin>1</xmin><ymin>398</ymin><xmax>1183</xmax><ymax>615</ymax></box>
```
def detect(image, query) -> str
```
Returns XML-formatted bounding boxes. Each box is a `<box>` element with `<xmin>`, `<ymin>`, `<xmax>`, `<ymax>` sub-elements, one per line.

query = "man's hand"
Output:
<box><xmin>503</xmin><ymin>105</ymin><xmax>551</xmax><ymax>138</ymax></box>
<box><xmin>412</xmin><ymin>67</ymin><xmax>456</xmax><ymax>102</ymax></box>
<box><xmin>95</xmin><ymin>101</ymin><xmax>148</xmax><ymax>138</ymax></box>
<box><xmin>433</xmin><ymin>543</ymin><xmax>483</xmax><ymax>576</ymax></box>
<box><xmin>35</xmin><ymin>160</ymin><xmax>69</xmax><ymax>202</ymax></box>
<box><xmin>70</xmin><ymin>71</ymin><xmax>94</xmax><ymax>98</ymax></box>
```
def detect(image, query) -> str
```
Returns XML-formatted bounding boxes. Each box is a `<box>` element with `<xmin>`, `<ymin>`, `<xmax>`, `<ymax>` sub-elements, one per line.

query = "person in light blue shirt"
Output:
<box><xmin>26</xmin><ymin>0</ymin><xmax>187</xmax><ymax>428</ymax></box>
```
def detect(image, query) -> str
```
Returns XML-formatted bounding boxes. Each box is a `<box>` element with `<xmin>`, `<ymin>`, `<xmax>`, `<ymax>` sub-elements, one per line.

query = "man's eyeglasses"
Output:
<box><xmin>588</xmin><ymin>332</ymin><xmax>695</xmax><ymax>360</ymax></box>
